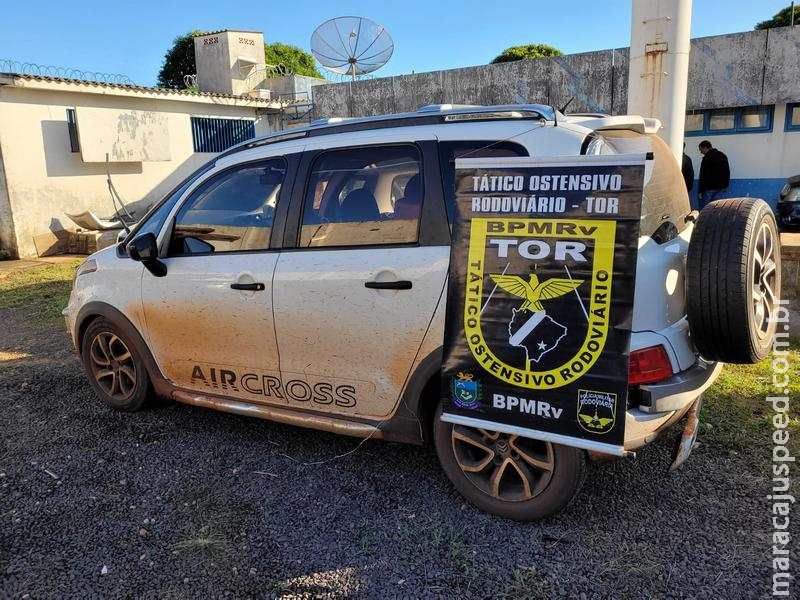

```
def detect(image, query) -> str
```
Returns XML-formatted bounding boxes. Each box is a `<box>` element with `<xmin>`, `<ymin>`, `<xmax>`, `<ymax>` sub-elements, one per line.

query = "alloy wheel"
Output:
<box><xmin>89</xmin><ymin>332</ymin><xmax>137</xmax><ymax>401</ymax></box>
<box><xmin>752</xmin><ymin>221</ymin><xmax>778</xmax><ymax>338</ymax></box>
<box><xmin>451</xmin><ymin>425</ymin><xmax>554</xmax><ymax>502</ymax></box>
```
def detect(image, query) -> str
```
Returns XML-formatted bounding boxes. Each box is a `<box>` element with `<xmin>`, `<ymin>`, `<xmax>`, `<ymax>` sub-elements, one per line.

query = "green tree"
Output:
<box><xmin>264</xmin><ymin>41</ymin><xmax>322</xmax><ymax>78</ymax></box>
<box><xmin>491</xmin><ymin>44</ymin><xmax>563</xmax><ymax>64</ymax></box>
<box><xmin>157</xmin><ymin>31</ymin><xmax>201</xmax><ymax>89</ymax></box>
<box><xmin>755</xmin><ymin>4</ymin><xmax>800</xmax><ymax>29</ymax></box>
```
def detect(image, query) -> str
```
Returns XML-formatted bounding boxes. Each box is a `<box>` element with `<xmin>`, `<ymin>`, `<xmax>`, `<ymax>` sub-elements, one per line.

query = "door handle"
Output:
<box><xmin>365</xmin><ymin>280</ymin><xmax>412</xmax><ymax>290</ymax></box>
<box><xmin>230</xmin><ymin>282</ymin><xmax>265</xmax><ymax>291</ymax></box>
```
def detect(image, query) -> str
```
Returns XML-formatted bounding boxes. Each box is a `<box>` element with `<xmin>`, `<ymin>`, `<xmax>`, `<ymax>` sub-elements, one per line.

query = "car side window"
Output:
<box><xmin>438</xmin><ymin>141</ymin><xmax>529</xmax><ymax>222</ymax></box>
<box><xmin>168</xmin><ymin>158</ymin><xmax>286</xmax><ymax>255</ymax></box>
<box><xmin>299</xmin><ymin>145</ymin><xmax>422</xmax><ymax>248</ymax></box>
<box><xmin>124</xmin><ymin>160</ymin><xmax>216</xmax><ymax>244</ymax></box>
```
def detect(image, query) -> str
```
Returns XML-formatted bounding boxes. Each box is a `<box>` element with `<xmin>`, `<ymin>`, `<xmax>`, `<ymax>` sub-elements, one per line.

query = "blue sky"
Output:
<box><xmin>1</xmin><ymin>0</ymin><xmax>792</xmax><ymax>86</ymax></box>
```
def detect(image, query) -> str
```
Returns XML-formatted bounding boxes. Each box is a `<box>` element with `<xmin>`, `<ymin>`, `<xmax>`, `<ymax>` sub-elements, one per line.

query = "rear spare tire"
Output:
<box><xmin>686</xmin><ymin>198</ymin><xmax>781</xmax><ymax>363</ymax></box>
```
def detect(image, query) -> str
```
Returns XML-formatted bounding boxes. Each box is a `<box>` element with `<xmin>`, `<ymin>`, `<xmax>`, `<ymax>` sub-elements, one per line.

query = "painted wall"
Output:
<box><xmin>0</xmin><ymin>86</ymin><xmax>271</xmax><ymax>257</ymax></box>
<box><xmin>683</xmin><ymin>103</ymin><xmax>800</xmax><ymax>209</ymax></box>
<box><xmin>0</xmin><ymin>142</ymin><xmax>16</xmax><ymax>255</ymax></box>
<box><xmin>75</xmin><ymin>106</ymin><xmax>172</xmax><ymax>163</ymax></box>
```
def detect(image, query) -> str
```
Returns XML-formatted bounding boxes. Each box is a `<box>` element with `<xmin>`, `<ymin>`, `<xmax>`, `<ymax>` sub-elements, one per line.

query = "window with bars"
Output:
<box><xmin>190</xmin><ymin>117</ymin><xmax>256</xmax><ymax>153</ymax></box>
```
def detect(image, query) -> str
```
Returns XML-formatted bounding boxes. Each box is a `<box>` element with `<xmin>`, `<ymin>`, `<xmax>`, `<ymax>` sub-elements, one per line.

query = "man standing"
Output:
<box><xmin>681</xmin><ymin>142</ymin><xmax>694</xmax><ymax>194</ymax></box>
<box><xmin>697</xmin><ymin>140</ymin><xmax>730</xmax><ymax>208</ymax></box>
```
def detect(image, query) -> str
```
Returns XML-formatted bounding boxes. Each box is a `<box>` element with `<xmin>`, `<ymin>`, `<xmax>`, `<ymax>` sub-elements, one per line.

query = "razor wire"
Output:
<box><xmin>323</xmin><ymin>71</ymin><xmax>375</xmax><ymax>83</ymax></box>
<box><xmin>0</xmin><ymin>59</ymin><xmax>135</xmax><ymax>85</ymax></box>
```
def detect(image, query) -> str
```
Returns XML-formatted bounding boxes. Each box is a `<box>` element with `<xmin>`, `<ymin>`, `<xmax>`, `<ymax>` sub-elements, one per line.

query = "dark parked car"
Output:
<box><xmin>777</xmin><ymin>174</ymin><xmax>800</xmax><ymax>229</ymax></box>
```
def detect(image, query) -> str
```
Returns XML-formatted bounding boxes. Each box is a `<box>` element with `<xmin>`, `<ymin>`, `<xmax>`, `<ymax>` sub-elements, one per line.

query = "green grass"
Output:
<box><xmin>496</xmin><ymin>567</ymin><xmax>552</xmax><ymax>600</ymax></box>
<box><xmin>700</xmin><ymin>347</ymin><xmax>799</xmax><ymax>461</ymax></box>
<box><xmin>173</xmin><ymin>525</ymin><xmax>228</xmax><ymax>555</ymax></box>
<box><xmin>0</xmin><ymin>260</ymin><xmax>81</xmax><ymax>320</ymax></box>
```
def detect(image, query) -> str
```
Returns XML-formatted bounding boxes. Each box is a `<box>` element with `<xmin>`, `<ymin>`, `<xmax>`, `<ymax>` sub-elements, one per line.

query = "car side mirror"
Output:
<box><xmin>127</xmin><ymin>233</ymin><xmax>167</xmax><ymax>277</ymax></box>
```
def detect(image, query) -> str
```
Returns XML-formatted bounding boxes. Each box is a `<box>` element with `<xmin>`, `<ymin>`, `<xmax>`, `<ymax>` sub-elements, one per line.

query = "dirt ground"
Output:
<box><xmin>0</xmin><ymin>264</ymin><xmax>796</xmax><ymax>599</ymax></box>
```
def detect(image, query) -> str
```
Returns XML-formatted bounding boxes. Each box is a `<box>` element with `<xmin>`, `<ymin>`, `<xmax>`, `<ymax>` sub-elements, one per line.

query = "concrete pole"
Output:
<box><xmin>627</xmin><ymin>0</ymin><xmax>693</xmax><ymax>162</ymax></box>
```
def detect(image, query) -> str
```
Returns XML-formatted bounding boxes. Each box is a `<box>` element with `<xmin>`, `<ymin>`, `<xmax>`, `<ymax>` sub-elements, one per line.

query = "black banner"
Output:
<box><xmin>441</xmin><ymin>155</ymin><xmax>646</xmax><ymax>453</ymax></box>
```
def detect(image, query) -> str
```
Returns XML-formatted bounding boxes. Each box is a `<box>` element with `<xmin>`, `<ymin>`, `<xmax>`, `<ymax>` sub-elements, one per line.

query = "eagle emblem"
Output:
<box><xmin>488</xmin><ymin>274</ymin><xmax>583</xmax><ymax>312</ymax></box>
<box><xmin>578</xmin><ymin>407</ymin><xmax>615</xmax><ymax>430</ymax></box>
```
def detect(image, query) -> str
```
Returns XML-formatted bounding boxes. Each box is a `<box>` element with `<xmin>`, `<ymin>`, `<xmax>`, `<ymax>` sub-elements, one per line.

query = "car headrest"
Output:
<box><xmin>340</xmin><ymin>188</ymin><xmax>380</xmax><ymax>222</ymax></box>
<box><xmin>394</xmin><ymin>174</ymin><xmax>423</xmax><ymax>219</ymax></box>
<box><xmin>403</xmin><ymin>174</ymin><xmax>421</xmax><ymax>202</ymax></box>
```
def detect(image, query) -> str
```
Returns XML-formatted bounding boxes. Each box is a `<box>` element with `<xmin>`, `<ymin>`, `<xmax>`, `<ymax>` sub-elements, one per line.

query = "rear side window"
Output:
<box><xmin>169</xmin><ymin>158</ymin><xmax>286</xmax><ymax>255</ymax></box>
<box><xmin>602</xmin><ymin>131</ymin><xmax>691</xmax><ymax>239</ymax></box>
<box><xmin>299</xmin><ymin>145</ymin><xmax>422</xmax><ymax>248</ymax></box>
<box><xmin>438</xmin><ymin>141</ymin><xmax>529</xmax><ymax>222</ymax></box>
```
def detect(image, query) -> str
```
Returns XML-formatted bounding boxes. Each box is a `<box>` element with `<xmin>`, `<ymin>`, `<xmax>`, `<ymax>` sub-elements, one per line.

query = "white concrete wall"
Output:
<box><xmin>0</xmin><ymin>86</ymin><xmax>271</xmax><ymax>257</ymax></box>
<box><xmin>683</xmin><ymin>103</ymin><xmax>800</xmax><ymax>205</ymax></box>
<box><xmin>0</xmin><ymin>142</ymin><xmax>16</xmax><ymax>256</ymax></box>
<box><xmin>75</xmin><ymin>106</ymin><xmax>171</xmax><ymax>162</ymax></box>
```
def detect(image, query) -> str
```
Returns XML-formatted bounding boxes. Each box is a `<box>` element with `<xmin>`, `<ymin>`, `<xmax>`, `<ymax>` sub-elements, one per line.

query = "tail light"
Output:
<box><xmin>628</xmin><ymin>345</ymin><xmax>673</xmax><ymax>385</ymax></box>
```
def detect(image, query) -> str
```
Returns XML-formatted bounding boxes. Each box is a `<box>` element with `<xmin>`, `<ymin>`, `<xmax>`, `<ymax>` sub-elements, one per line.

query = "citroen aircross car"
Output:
<box><xmin>65</xmin><ymin>104</ymin><xmax>780</xmax><ymax>520</ymax></box>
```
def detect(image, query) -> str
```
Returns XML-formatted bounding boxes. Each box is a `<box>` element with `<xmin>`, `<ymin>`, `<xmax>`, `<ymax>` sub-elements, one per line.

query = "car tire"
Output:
<box><xmin>433</xmin><ymin>403</ymin><xmax>586</xmax><ymax>521</ymax></box>
<box><xmin>686</xmin><ymin>198</ymin><xmax>781</xmax><ymax>363</ymax></box>
<box><xmin>81</xmin><ymin>318</ymin><xmax>151</xmax><ymax>411</ymax></box>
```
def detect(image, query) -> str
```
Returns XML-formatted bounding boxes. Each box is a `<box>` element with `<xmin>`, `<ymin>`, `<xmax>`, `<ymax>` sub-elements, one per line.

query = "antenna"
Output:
<box><xmin>559</xmin><ymin>97</ymin><xmax>575</xmax><ymax>113</ymax></box>
<box><xmin>310</xmin><ymin>16</ymin><xmax>394</xmax><ymax>81</ymax></box>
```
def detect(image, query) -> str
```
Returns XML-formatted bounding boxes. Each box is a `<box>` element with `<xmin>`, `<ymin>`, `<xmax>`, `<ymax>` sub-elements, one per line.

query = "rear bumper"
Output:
<box><xmin>638</xmin><ymin>359</ymin><xmax>722</xmax><ymax>414</ymax></box>
<box><xmin>624</xmin><ymin>360</ymin><xmax>722</xmax><ymax>451</ymax></box>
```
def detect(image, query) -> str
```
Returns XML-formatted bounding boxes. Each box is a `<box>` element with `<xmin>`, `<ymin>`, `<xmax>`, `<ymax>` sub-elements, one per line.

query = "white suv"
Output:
<box><xmin>65</xmin><ymin>105</ymin><xmax>780</xmax><ymax>520</ymax></box>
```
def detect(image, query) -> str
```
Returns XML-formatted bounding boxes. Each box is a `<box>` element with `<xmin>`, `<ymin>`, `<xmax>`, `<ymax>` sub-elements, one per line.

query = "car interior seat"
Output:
<box><xmin>393</xmin><ymin>174</ymin><xmax>422</xmax><ymax>219</ymax></box>
<box><xmin>339</xmin><ymin>188</ymin><xmax>381</xmax><ymax>222</ymax></box>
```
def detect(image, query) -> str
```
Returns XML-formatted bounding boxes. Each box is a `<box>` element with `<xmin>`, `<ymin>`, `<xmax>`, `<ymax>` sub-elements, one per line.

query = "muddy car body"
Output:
<box><xmin>65</xmin><ymin>105</ymin><xmax>780</xmax><ymax>519</ymax></box>
<box><xmin>777</xmin><ymin>174</ymin><xmax>800</xmax><ymax>229</ymax></box>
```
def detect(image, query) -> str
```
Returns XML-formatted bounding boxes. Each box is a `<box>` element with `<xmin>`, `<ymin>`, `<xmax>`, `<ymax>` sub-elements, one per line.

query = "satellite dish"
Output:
<box><xmin>311</xmin><ymin>16</ymin><xmax>394</xmax><ymax>81</ymax></box>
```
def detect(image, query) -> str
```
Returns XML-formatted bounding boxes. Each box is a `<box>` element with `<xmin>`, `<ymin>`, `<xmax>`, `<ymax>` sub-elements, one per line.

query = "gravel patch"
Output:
<box><xmin>0</xmin><ymin>307</ymin><xmax>781</xmax><ymax>599</ymax></box>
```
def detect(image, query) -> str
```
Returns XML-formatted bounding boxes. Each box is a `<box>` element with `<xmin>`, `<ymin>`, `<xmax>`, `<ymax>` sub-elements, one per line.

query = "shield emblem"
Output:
<box><xmin>576</xmin><ymin>389</ymin><xmax>617</xmax><ymax>434</ymax></box>
<box><xmin>450</xmin><ymin>372</ymin><xmax>481</xmax><ymax>409</ymax></box>
<box><xmin>463</xmin><ymin>218</ymin><xmax>616</xmax><ymax>390</ymax></box>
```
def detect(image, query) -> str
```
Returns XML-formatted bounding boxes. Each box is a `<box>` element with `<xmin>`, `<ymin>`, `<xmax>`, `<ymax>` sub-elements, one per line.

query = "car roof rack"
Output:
<box><xmin>218</xmin><ymin>103</ymin><xmax>556</xmax><ymax>159</ymax></box>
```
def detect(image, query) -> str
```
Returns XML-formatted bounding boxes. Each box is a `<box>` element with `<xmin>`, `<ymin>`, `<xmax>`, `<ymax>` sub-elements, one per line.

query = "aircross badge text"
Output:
<box><xmin>464</xmin><ymin>218</ymin><xmax>615</xmax><ymax>390</ymax></box>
